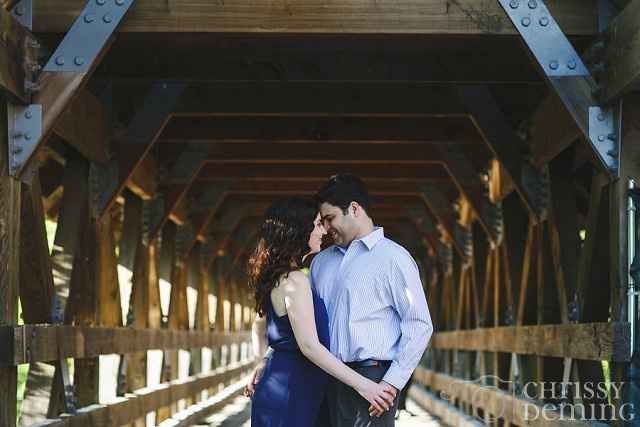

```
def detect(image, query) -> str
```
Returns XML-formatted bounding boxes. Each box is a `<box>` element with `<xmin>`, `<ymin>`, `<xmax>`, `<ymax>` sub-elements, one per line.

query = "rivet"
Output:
<box><xmin>598</xmin><ymin>135</ymin><xmax>605</xmax><ymax>142</ymax></box>
<box><xmin>528</xmin><ymin>0</ymin><xmax>537</xmax><ymax>9</ymax></box>
<box><xmin>84</xmin><ymin>14</ymin><xmax>96</xmax><ymax>23</ymax></box>
<box><xmin>539</xmin><ymin>16</ymin><xmax>549</xmax><ymax>26</ymax></box>
<box><xmin>14</xmin><ymin>5</ymin><xmax>25</xmax><ymax>16</ymax></box>
<box><xmin>509</xmin><ymin>0</ymin><xmax>519</xmax><ymax>8</ymax></box>
<box><xmin>74</xmin><ymin>56</ymin><xmax>85</xmax><ymax>66</ymax></box>
<box><xmin>55</xmin><ymin>56</ymin><xmax>65</xmax><ymax>66</ymax></box>
<box><xmin>13</xmin><ymin>147</ymin><xmax>23</xmax><ymax>154</ymax></box>
<box><xmin>608</xmin><ymin>133</ymin><xmax>617</xmax><ymax>141</ymax></box>
<box><xmin>521</xmin><ymin>17</ymin><xmax>531</xmax><ymax>27</ymax></box>
<box><xmin>567</xmin><ymin>59</ymin><xmax>577</xmax><ymax>70</ymax></box>
<box><xmin>116</xmin><ymin>0</ymin><xmax>126</xmax><ymax>5</ymax></box>
<box><xmin>24</xmin><ymin>133</ymin><xmax>32</xmax><ymax>141</ymax></box>
<box><xmin>549</xmin><ymin>60</ymin><xmax>559</xmax><ymax>70</ymax></box>
<box><xmin>96</xmin><ymin>0</ymin><xmax>106</xmax><ymax>5</ymax></box>
<box><xmin>25</xmin><ymin>110</ymin><xmax>32</xmax><ymax>119</ymax></box>
<box><xmin>103</xmin><ymin>13</ymin><xmax>113</xmax><ymax>23</ymax></box>
<box><xmin>597</xmin><ymin>113</ymin><xmax>605</xmax><ymax>121</ymax></box>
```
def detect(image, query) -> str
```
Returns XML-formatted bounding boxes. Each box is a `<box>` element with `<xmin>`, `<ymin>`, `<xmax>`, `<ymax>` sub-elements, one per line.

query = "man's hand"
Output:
<box><xmin>368</xmin><ymin>381</ymin><xmax>398</xmax><ymax>418</ymax></box>
<box><xmin>244</xmin><ymin>358</ymin><xmax>267</xmax><ymax>398</ymax></box>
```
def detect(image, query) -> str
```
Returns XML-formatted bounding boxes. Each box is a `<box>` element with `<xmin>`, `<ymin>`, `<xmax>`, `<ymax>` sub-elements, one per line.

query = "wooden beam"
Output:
<box><xmin>27</xmin><ymin>360</ymin><xmax>253</xmax><ymax>427</ymax></box>
<box><xmin>33</xmin><ymin>0</ymin><xmax>598</xmax><ymax>35</ymax></box>
<box><xmin>1</xmin><ymin>325</ymin><xmax>250</xmax><ymax>366</ymax></box>
<box><xmin>459</xmin><ymin>85</ymin><xmax>543</xmax><ymax>219</ymax></box>
<box><xmin>0</xmin><ymin>91</ymin><xmax>21</xmax><ymax>427</ymax></box>
<box><xmin>0</xmin><ymin>5</ymin><xmax>35</xmax><ymax>103</ymax></box>
<box><xmin>408</xmin><ymin>386</ymin><xmax>484</xmax><ymax>427</ymax></box>
<box><xmin>95</xmin><ymin>82</ymin><xmax>185</xmax><ymax>219</ymax></box>
<box><xmin>53</xmin><ymin>90</ymin><xmax>110</xmax><ymax>163</ymax></box>
<box><xmin>430</xmin><ymin>322</ymin><xmax>630</xmax><ymax>361</ymax></box>
<box><xmin>413</xmin><ymin>367</ymin><xmax>606</xmax><ymax>427</ymax></box>
<box><xmin>125</xmin><ymin>154</ymin><xmax>158</xmax><ymax>201</ymax></box>
<box><xmin>601</xmin><ymin>0</ymin><xmax>640</xmax><ymax>102</ymax></box>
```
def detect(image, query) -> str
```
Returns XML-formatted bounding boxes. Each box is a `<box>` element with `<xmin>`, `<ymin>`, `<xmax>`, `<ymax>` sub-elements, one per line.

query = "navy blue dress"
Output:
<box><xmin>251</xmin><ymin>271</ymin><xmax>330</xmax><ymax>427</ymax></box>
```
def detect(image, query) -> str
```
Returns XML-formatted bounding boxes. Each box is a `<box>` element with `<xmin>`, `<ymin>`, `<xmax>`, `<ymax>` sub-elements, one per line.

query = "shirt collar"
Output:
<box><xmin>334</xmin><ymin>227</ymin><xmax>384</xmax><ymax>253</ymax></box>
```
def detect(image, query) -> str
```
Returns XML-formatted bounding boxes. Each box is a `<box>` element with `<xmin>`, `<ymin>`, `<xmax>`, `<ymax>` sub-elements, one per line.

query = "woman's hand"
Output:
<box><xmin>356</xmin><ymin>379</ymin><xmax>396</xmax><ymax>413</ymax></box>
<box><xmin>243</xmin><ymin>358</ymin><xmax>267</xmax><ymax>398</ymax></box>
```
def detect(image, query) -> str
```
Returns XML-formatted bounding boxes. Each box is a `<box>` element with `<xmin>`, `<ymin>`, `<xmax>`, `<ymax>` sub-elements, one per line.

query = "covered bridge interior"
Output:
<box><xmin>1</xmin><ymin>0</ymin><xmax>640</xmax><ymax>426</ymax></box>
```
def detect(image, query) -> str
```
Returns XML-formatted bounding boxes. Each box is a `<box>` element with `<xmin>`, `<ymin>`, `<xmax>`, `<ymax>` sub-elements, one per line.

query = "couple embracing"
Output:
<box><xmin>244</xmin><ymin>173</ymin><xmax>434</xmax><ymax>427</ymax></box>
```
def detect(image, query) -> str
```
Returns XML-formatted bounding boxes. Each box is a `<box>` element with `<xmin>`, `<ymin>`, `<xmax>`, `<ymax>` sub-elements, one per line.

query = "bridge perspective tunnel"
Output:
<box><xmin>1</xmin><ymin>1</ymin><xmax>639</xmax><ymax>427</ymax></box>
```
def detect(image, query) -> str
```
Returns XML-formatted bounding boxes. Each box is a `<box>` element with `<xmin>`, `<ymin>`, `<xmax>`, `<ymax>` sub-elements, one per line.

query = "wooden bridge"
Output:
<box><xmin>1</xmin><ymin>0</ymin><xmax>640</xmax><ymax>426</ymax></box>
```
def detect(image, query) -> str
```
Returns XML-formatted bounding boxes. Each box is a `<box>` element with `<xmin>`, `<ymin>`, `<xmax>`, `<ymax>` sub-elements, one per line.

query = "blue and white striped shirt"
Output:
<box><xmin>310</xmin><ymin>227</ymin><xmax>433</xmax><ymax>390</ymax></box>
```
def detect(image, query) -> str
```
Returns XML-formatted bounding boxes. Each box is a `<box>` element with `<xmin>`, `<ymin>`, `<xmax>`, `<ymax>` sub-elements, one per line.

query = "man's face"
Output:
<box><xmin>319</xmin><ymin>202</ymin><xmax>357</xmax><ymax>247</ymax></box>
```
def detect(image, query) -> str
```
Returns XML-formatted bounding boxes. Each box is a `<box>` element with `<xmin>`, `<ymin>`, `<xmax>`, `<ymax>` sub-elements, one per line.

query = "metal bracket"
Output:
<box><xmin>44</xmin><ymin>0</ymin><xmax>135</xmax><ymax>72</ymax></box>
<box><xmin>143</xmin><ymin>195</ymin><xmax>165</xmax><ymax>244</ymax></box>
<box><xmin>497</xmin><ymin>0</ymin><xmax>589</xmax><ymax>77</ymax></box>
<box><xmin>588</xmin><ymin>105</ymin><xmax>621</xmax><ymax>176</ymax></box>
<box><xmin>10</xmin><ymin>0</ymin><xmax>32</xmax><ymax>29</ymax></box>
<box><xmin>7</xmin><ymin>104</ymin><xmax>42</xmax><ymax>179</ymax></box>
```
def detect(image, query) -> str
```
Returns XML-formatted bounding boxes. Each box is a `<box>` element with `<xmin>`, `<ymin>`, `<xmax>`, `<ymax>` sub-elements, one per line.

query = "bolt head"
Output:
<box><xmin>521</xmin><ymin>17</ymin><xmax>531</xmax><ymax>27</ymax></box>
<box><xmin>14</xmin><ymin>5</ymin><xmax>24</xmax><ymax>16</ymax></box>
<box><xmin>13</xmin><ymin>147</ymin><xmax>23</xmax><ymax>154</ymax></box>
<box><xmin>528</xmin><ymin>0</ymin><xmax>537</xmax><ymax>9</ymax></box>
<box><xmin>597</xmin><ymin>113</ymin><xmax>605</xmax><ymax>121</ymax></box>
<box><xmin>116</xmin><ymin>0</ymin><xmax>126</xmax><ymax>5</ymax></box>
<box><xmin>549</xmin><ymin>60</ymin><xmax>559</xmax><ymax>70</ymax></box>
<box><xmin>598</xmin><ymin>135</ymin><xmax>605</xmax><ymax>142</ymax></box>
<box><xmin>84</xmin><ymin>14</ymin><xmax>96</xmax><ymax>23</ymax></box>
<box><xmin>74</xmin><ymin>56</ymin><xmax>85</xmax><ymax>66</ymax></box>
<box><xmin>567</xmin><ymin>59</ymin><xmax>577</xmax><ymax>70</ymax></box>
<box><xmin>539</xmin><ymin>16</ymin><xmax>549</xmax><ymax>26</ymax></box>
<box><xmin>103</xmin><ymin>13</ymin><xmax>113</xmax><ymax>23</ymax></box>
<box><xmin>24</xmin><ymin>132</ymin><xmax>32</xmax><ymax>140</ymax></box>
<box><xmin>509</xmin><ymin>0</ymin><xmax>519</xmax><ymax>8</ymax></box>
<box><xmin>25</xmin><ymin>110</ymin><xmax>32</xmax><ymax>119</ymax></box>
<box><xmin>55</xmin><ymin>56</ymin><xmax>65</xmax><ymax>66</ymax></box>
<box><xmin>96</xmin><ymin>0</ymin><xmax>106</xmax><ymax>4</ymax></box>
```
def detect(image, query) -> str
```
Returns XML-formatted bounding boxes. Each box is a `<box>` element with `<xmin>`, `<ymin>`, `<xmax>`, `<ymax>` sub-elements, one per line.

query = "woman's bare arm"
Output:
<box><xmin>282</xmin><ymin>271</ymin><xmax>396</xmax><ymax>412</ymax></box>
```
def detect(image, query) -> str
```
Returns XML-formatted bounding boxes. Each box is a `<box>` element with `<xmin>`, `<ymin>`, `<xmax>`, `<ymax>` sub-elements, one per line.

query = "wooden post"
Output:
<box><xmin>0</xmin><ymin>96</ymin><xmax>21</xmax><ymax>427</ymax></box>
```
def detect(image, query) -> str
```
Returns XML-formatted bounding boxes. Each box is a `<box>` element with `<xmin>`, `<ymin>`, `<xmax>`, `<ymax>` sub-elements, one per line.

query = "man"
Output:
<box><xmin>248</xmin><ymin>174</ymin><xmax>433</xmax><ymax>427</ymax></box>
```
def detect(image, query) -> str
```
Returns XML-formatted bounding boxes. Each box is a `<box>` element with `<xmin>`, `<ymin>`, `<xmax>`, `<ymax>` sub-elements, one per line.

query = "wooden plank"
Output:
<box><xmin>601</xmin><ymin>0</ymin><xmax>640</xmax><ymax>102</ymax></box>
<box><xmin>28</xmin><ymin>361</ymin><xmax>254</xmax><ymax>427</ymax></box>
<box><xmin>429</xmin><ymin>322</ymin><xmax>630</xmax><ymax>361</ymax></box>
<box><xmin>0</xmin><ymin>94</ymin><xmax>21</xmax><ymax>427</ymax></box>
<box><xmin>126</xmin><ymin>155</ymin><xmax>158</xmax><ymax>201</ymax></box>
<box><xmin>0</xmin><ymin>5</ymin><xmax>34</xmax><ymax>103</ymax></box>
<box><xmin>53</xmin><ymin>89</ymin><xmax>110</xmax><ymax>163</ymax></box>
<box><xmin>408</xmin><ymin>386</ymin><xmax>484</xmax><ymax>427</ymax></box>
<box><xmin>19</xmin><ymin>175</ymin><xmax>55</xmax><ymax>323</ymax></box>
<box><xmin>413</xmin><ymin>367</ymin><xmax>608</xmax><ymax>427</ymax></box>
<box><xmin>33</xmin><ymin>0</ymin><xmax>598</xmax><ymax>35</ymax></box>
<box><xmin>3</xmin><ymin>325</ymin><xmax>250</xmax><ymax>366</ymax></box>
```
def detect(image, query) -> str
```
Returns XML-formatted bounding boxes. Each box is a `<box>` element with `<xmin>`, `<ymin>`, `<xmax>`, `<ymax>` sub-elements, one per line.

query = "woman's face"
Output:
<box><xmin>308</xmin><ymin>213</ymin><xmax>327</xmax><ymax>254</ymax></box>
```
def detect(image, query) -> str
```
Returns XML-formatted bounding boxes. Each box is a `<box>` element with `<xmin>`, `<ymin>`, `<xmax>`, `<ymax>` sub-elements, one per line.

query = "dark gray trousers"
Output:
<box><xmin>315</xmin><ymin>364</ymin><xmax>399</xmax><ymax>427</ymax></box>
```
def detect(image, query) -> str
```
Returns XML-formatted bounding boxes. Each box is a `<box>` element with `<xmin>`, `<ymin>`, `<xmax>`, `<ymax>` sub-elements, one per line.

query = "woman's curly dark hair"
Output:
<box><xmin>248</xmin><ymin>197</ymin><xmax>317</xmax><ymax>317</ymax></box>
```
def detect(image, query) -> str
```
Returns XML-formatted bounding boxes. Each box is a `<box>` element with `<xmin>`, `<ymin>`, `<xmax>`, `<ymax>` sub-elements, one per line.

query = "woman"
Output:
<box><xmin>246</xmin><ymin>197</ymin><xmax>394</xmax><ymax>426</ymax></box>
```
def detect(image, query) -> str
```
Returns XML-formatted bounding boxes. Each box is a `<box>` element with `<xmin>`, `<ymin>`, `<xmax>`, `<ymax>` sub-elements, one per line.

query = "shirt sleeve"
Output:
<box><xmin>382</xmin><ymin>251</ymin><xmax>434</xmax><ymax>390</ymax></box>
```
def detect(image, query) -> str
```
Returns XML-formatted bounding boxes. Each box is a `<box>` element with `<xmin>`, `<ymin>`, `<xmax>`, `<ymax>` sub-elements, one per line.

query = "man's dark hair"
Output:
<box><xmin>315</xmin><ymin>173</ymin><xmax>371</xmax><ymax>213</ymax></box>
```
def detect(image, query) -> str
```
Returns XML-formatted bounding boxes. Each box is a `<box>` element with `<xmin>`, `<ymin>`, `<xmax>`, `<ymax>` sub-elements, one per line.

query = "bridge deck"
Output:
<box><xmin>194</xmin><ymin>395</ymin><xmax>443</xmax><ymax>427</ymax></box>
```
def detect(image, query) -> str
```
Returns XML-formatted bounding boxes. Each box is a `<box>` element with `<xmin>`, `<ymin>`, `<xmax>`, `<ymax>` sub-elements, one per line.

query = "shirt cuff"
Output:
<box><xmin>382</xmin><ymin>365</ymin><xmax>410</xmax><ymax>390</ymax></box>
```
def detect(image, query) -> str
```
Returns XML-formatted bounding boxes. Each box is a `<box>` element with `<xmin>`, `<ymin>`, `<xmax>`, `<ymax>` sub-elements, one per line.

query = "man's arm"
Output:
<box><xmin>382</xmin><ymin>252</ymin><xmax>434</xmax><ymax>390</ymax></box>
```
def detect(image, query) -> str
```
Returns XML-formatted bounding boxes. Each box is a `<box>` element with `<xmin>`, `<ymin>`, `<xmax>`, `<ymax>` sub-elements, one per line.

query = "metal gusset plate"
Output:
<box><xmin>10</xmin><ymin>0</ymin><xmax>32</xmax><ymax>29</ymax></box>
<box><xmin>588</xmin><ymin>104</ymin><xmax>621</xmax><ymax>175</ymax></box>
<box><xmin>7</xmin><ymin>104</ymin><xmax>42</xmax><ymax>179</ymax></box>
<box><xmin>44</xmin><ymin>0</ymin><xmax>136</xmax><ymax>72</ymax></box>
<box><xmin>497</xmin><ymin>0</ymin><xmax>589</xmax><ymax>77</ymax></box>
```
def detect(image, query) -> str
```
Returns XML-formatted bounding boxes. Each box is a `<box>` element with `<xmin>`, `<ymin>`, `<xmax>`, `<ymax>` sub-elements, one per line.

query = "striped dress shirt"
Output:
<box><xmin>310</xmin><ymin>227</ymin><xmax>433</xmax><ymax>390</ymax></box>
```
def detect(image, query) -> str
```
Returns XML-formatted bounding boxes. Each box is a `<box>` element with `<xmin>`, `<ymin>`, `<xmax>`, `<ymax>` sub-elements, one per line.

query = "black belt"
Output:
<box><xmin>345</xmin><ymin>359</ymin><xmax>391</xmax><ymax>368</ymax></box>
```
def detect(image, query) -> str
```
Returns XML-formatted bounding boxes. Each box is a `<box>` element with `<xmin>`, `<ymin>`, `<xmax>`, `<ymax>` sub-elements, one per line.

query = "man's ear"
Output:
<box><xmin>351</xmin><ymin>201</ymin><xmax>361</xmax><ymax>217</ymax></box>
